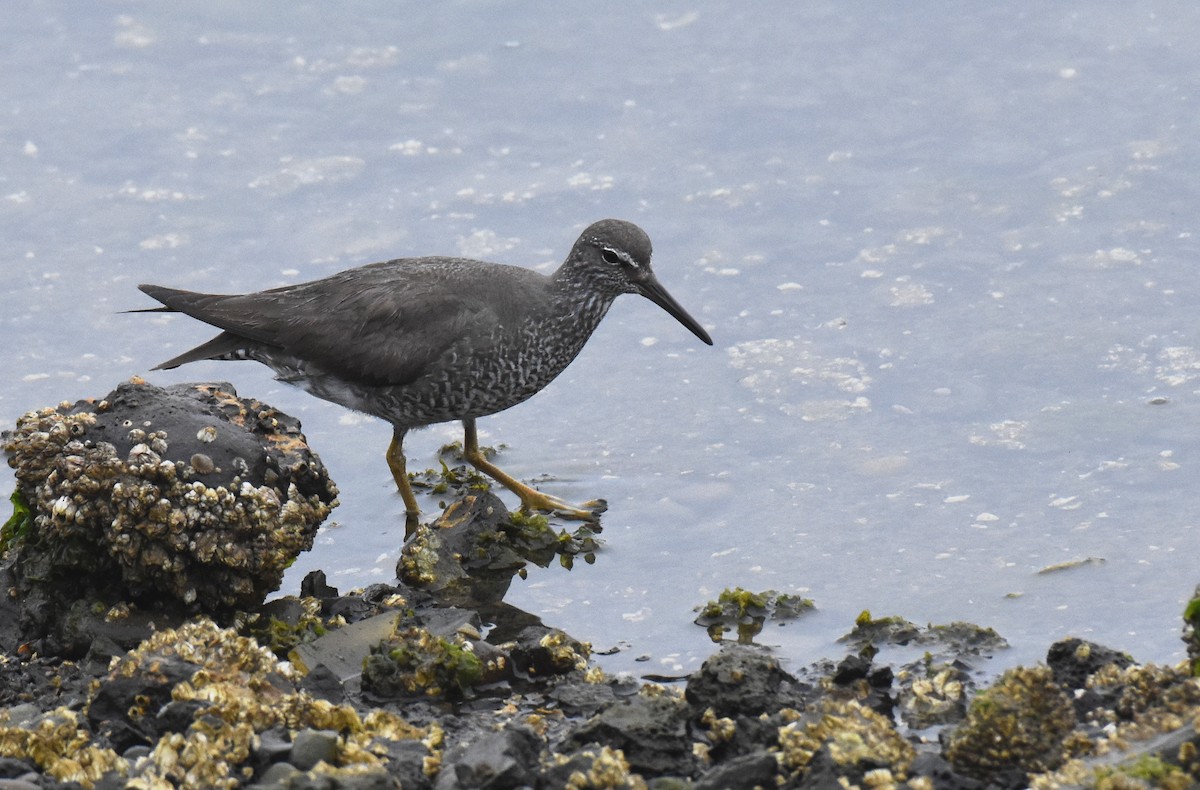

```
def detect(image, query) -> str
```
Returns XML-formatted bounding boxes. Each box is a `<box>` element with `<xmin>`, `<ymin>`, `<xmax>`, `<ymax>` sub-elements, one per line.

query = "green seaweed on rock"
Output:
<box><xmin>694</xmin><ymin>587</ymin><xmax>814</xmax><ymax>644</ymax></box>
<box><xmin>0</xmin><ymin>488</ymin><xmax>32</xmax><ymax>553</ymax></box>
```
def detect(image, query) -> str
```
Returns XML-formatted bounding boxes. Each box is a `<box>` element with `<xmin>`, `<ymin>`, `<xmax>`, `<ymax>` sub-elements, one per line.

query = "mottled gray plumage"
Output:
<box><xmin>138</xmin><ymin>219</ymin><xmax>712</xmax><ymax>528</ymax></box>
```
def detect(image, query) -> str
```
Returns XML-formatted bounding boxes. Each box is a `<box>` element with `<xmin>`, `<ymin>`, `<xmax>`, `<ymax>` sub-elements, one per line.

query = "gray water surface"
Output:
<box><xmin>4</xmin><ymin>3</ymin><xmax>1200</xmax><ymax>678</ymax></box>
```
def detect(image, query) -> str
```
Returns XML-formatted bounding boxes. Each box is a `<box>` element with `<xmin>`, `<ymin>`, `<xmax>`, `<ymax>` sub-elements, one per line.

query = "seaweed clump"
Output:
<box><xmin>694</xmin><ymin>587</ymin><xmax>815</xmax><ymax>644</ymax></box>
<box><xmin>362</xmin><ymin>624</ymin><xmax>487</xmax><ymax>699</ymax></box>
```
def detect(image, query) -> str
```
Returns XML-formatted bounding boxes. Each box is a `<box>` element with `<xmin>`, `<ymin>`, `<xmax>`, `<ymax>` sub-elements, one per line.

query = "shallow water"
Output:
<box><xmin>4</xmin><ymin>3</ymin><xmax>1200</xmax><ymax>678</ymax></box>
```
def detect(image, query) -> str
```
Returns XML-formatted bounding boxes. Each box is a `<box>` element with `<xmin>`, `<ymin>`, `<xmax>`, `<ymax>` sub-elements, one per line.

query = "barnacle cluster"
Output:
<box><xmin>1032</xmin><ymin>661</ymin><xmax>1200</xmax><ymax>787</ymax></box>
<box><xmin>0</xmin><ymin>707</ymin><xmax>123</xmax><ymax>788</ymax></box>
<box><xmin>944</xmin><ymin>665</ymin><xmax>1076</xmax><ymax>781</ymax></box>
<box><xmin>109</xmin><ymin>619</ymin><xmax>430</xmax><ymax>788</ymax></box>
<box><xmin>534</xmin><ymin>628</ymin><xmax>591</xmax><ymax>674</ymax></box>
<box><xmin>549</xmin><ymin>745</ymin><xmax>647</xmax><ymax>790</ymax></box>
<box><xmin>895</xmin><ymin>659</ymin><xmax>967</xmax><ymax>729</ymax></box>
<box><xmin>2</xmin><ymin>379</ymin><xmax>337</xmax><ymax>611</ymax></box>
<box><xmin>776</xmin><ymin>699</ymin><xmax>916</xmax><ymax>780</ymax></box>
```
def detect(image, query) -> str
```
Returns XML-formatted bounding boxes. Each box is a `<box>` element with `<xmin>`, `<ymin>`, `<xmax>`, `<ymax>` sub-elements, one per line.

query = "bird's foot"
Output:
<box><xmin>517</xmin><ymin>490</ymin><xmax>607</xmax><ymax>522</ymax></box>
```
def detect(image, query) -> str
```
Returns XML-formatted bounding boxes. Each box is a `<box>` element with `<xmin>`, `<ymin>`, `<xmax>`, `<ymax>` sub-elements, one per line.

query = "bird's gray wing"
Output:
<box><xmin>140</xmin><ymin>259</ymin><xmax>515</xmax><ymax>386</ymax></box>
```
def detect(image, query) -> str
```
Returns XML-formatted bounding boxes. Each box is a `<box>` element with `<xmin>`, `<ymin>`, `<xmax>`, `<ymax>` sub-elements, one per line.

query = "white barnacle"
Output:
<box><xmin>128</xmin><ymin>442</ymin><xmax>157</xmax><ymax>463</ymax></box>
<box><xmin>51</xmin><ymin>495</ymin><xmax>75</xmax><ymax>519</ymax></box>
<box><xmin>257</xmin><ymin>487</ymin><xmax>281</xmax><ymax>508</ymax></box>
<box><xmin>196</xmin><ymin>425</ymin><xmax>218</xmax><ymax>443</ymax></box>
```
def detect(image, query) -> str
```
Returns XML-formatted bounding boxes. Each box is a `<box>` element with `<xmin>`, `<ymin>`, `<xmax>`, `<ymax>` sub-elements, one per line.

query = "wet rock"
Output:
<box><xmin>60</xmin><ymin>599</ymin><xmax>180</xmax><ymax>662</ymax></box>
<box><xmin>299</xmin><ymin>664</ymin><xmax>348</xmax><ymax>705</ymax></box>
<box><xmin>567</xmin><ymin>691</ymin><xmax>696</xmax><ymax>777</ymax></box>
<box><xmin>508</xmin><ymin>624</ymin><xmax>590</xmax><ymax>679</ymax></box>
<box><xmin>292</xmin><ymin>611</ymin><xmax>405</xmax><ymax>685</ymax></box>
<box><xmin>0</xmin><ymin>779</ymin><xmax>41</xmax><ymax>790</ymax></box>
<box><xmin>263</xmin><ymin>768</ymin><xmax>399</xmax><ymax>789</ymax></box>
<box><xmin>841</xmin><ymin>613</ymin><xmax>1008</xmax><ymax>655</ymax></box>
<box><xmin>290</xmin><ymin>728</ymin><xmax>339</xmax><ymax>770</ymax></box>
<box><xmin>433</xmin><ymin>725</ymin><xmax>539</xmax><ymax>790</ymax></box>
<box><xmin>546</xmin><ymin>677</ymin><xmax>620</xmax><ymax>716</ymax></box>
<box><xmin>692</xmin><ymin>751</ymin><xmax>778</xmax><ymax>790</ymax></box>
<box><xmin>1</xmin><ymin>379</ymin><xmax>337</xmax><ymax>655</ymax></box>
<box><xmin>397</xmin><ymin>492</ymin><xmax>527</xmax><ymax>607</ymax></box>
<box><xmin>86</xmin><ymin>656</ymin><xmax>195</xmax><ymax>751</ymax></box>
<box><xmin>830</xmin><ymin>652</ymin><xmax>895</xmax><ymax>719</ymax></box>
<box><xmin>685</xmin><ymin>644</ymin><xmax>801</xmax><ymax>718</ymax></box>
<box><xmin>254</xmin><ymin>726</ymin><xmax>294</xmax><ymax>766</ymax></box>
<box><xmin>0</xmin><ymin>758</ymin><xmax>37</xmax><ymax>779</ymax></box>
<box><xmin>1047</xmin><ymin>636</ymin><xmax>1134</xmax><ymax>691</ymax></box>
<box><xmin>252</xmin><ymin>761</ymin><xmax>302</xmax><ymax>788</ymax></box>
<box><xmin>1047</xmin><ymin>637</ymin><xmax>1137</xmax><ymax>721</ymax></box>
<box><xmin>368</xmin><ymin>739</ymin><xmax>433</xmax><ymax>790</ymax></box>
<box><xmin>397</xmin><ymin>490</ymin><xmax>602</xmax><ymax>608</ymax></box>
<box><xmin>909</xmin><ymin>752</ymin><xmax>985</xmax><ymax>790</ymax></box>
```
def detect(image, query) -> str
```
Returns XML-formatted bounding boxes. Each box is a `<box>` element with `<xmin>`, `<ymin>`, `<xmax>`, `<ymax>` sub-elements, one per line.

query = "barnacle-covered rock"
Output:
<box><xmin>542</xmin><ymin>745</ymin><xmax>648</xmax><ymax>790</ymax></box>
<box><xmin>895</xmin><ymin>657</ymin><xmax>968</xmax><ymax>729</ymax></box>
<box><xmin>1030</xmin><ymin>660</ymin><xmax>1200</xmax><ymax>788</ymax></box>
<box><xmin>99</xmin><ymin>619</ymin><xmax>431</xmax><ymax>788</ymax></box>
<box><xmin>1</xmin><ymin>378</ymin><xmax>338</xmax><ymax>650</ymax></box>
<box><xmin>776</xmin><ymin>698</ymin><xmax>916</xmax><ymax>783</ymax></box>
<box><xmin>0</xmin><ymin>706</ymin><xmax>124</xmax><ymax>789</ymax></box>
<box><xmin>944</xmin><ymin>665</ymin><xmax>1076</xmax><ymax>783</ymax></box>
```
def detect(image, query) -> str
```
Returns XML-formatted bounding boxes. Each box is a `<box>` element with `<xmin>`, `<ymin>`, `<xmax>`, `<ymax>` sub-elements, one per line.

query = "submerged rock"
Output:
<box><xmin>693</xmin><ymin>587</ymin><xmax>815</xmax><ymax>644</ymax></box>
<box><xmin>1</xmin><ymin>378</ymin><xmax>337</xmax><ymax>654</ymax></box>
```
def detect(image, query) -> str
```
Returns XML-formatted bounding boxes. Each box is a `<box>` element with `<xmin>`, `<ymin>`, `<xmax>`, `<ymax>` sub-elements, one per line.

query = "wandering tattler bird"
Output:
<box><xmin>137</xmin><ymin>219</ymin><xmax>713</xmax><ymax>530</ymax></box>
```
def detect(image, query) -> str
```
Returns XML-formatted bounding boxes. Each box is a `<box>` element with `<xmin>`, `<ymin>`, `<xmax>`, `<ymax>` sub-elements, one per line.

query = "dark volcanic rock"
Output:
<box><xmin>567</xmin><ymin>693</ymin><xmax>696</xmax><ymax>777</ymax></box>
<box><xmin>1047</xmin><ymin>637</ymin><xmax>1134</xmax><ymax>691</ymax></box>
<box><xmin>693</xmin><ymin>750</ymin><xmax>779</xmax><ymax>790</ymax></box>
<box><xmin>434</xmin><ymin>725</ymin><xmax>540</xmax><ymax>790</ymax></box>
<box><xmin>396</xmin><ymin>492</ymin><xmax>527</xmax><ymax>608</ymax></box>
<box><xmin>685</xmin><ymin>644</ymin><xmax>801</xmax><ymax>718</ymax></box>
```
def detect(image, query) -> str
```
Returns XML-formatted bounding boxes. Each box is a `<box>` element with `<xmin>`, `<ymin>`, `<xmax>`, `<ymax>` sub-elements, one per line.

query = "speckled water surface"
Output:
<box><xmin>4</xmin><ymin>4</ymin><xmax>1200</xmax><ymax>678</ymax></box>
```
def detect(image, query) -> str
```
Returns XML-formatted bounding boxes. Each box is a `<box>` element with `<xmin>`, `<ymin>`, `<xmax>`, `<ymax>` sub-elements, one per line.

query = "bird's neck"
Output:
<box><xmin>548</xmin><ymin>260</ymin><xmax>618</xmax><ymax>332</ymax></box>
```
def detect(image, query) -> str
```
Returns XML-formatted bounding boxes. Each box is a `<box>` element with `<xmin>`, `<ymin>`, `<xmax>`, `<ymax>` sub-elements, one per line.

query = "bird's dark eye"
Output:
<box><xmin>601</xmin><ymin>248</ymin><xmax>621</xmax><ymax>265</ymax></box>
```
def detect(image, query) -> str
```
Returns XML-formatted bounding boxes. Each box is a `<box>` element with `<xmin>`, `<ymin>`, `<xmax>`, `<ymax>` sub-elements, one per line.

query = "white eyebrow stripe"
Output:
<box><xmin>603</xmin><ymin>246</ymin><xmax>640</xmax><ymax>267</ymax></box>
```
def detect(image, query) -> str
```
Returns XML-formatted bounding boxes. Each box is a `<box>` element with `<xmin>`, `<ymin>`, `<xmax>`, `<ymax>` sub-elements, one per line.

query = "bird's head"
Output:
<box><xmin>569</xmin><ymin>219</ymin><xmax>713</xmax><ymax>346</ymax></box>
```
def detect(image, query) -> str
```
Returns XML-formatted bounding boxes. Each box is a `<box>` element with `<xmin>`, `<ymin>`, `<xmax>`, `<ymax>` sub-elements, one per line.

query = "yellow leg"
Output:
<box><xmin>385</xmin><ymin>427</ymin><xmax>421</xmax><ymax>537</ymax></box>
<box><xmin>461</xmin><ymin>418</ymin><xmax>606</xmax><ymax>520</ymax></box>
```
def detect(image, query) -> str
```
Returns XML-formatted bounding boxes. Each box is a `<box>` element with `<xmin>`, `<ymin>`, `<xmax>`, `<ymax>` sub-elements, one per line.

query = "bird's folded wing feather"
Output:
<box><xmin>141</xmin><ymin>261</ymin><xmax>508</xmax><ymax>387</ymax></box>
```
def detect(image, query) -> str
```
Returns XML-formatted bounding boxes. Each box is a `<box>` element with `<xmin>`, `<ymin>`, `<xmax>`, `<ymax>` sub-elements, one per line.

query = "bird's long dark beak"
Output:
<box><xmin>636</xmin><ymin>275</ymin><xmax>713</xmax><ymax>346</ymax></box>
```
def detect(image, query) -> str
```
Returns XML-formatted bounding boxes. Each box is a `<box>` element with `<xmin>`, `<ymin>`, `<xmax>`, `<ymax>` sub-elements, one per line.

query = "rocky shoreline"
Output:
<box><xmin>2</xmin><ymin>379</ymin><xmax>1199</xmax><ymax>789</ymax></box>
